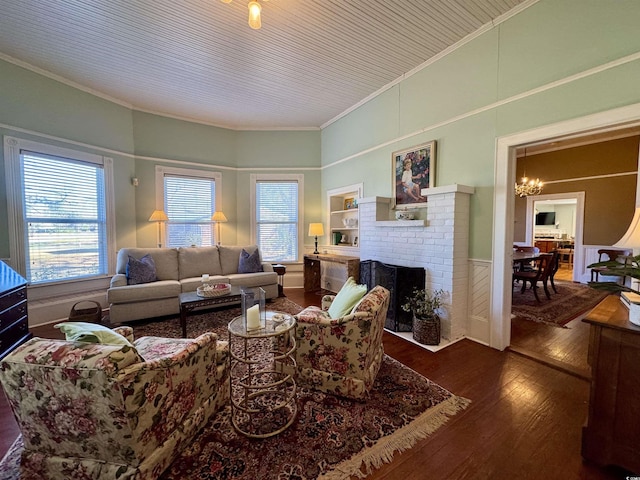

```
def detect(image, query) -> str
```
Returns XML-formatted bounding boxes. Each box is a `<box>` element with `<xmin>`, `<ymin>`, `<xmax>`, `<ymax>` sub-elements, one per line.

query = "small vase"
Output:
<box><xmin>412</xmin><ymin>314</ymin><xmax>440</xmax><ymax>345</ymax></box>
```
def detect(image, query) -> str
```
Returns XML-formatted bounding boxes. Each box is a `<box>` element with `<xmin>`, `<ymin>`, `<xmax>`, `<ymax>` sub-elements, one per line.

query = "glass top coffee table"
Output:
<box><xmin>228</xmin><ymin>311</ymin><xmax>297</xmax><ymax>438</ymax></box>
<box><xmin>178</xmin><ymin>285</ymin><xmax>242</xmax><ymax>338</ymax></box>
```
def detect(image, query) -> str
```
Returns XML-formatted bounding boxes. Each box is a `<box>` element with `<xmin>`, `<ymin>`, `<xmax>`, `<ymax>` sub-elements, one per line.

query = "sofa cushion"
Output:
<box><xmin>55</xmin><ymin>322</ymin><xmax>134</xmax><ymax>346</ymax></box>
<box><xmin>227</xmin><ymin>272</ymin><xmax>278</xmax><ymax>288</ymax></box>
<box><xmin>116</xmin><ymin>248</ymin><xmax>179</xmax><ymax>281</ymax></box>
<box><xmin>107</xmin><ymin>280</ymin><xmax>182</xmax><ymax>303</ymax></box>
<box><xmin>328</xmin><ymin>277</ymin><xmax>367</xmax><ymax>319</ymax></box>
<box><xmin>126</xmin><ymin>254</ymin><xmax>157</xmax><ymax>285</ymax></box>
<box><xmin>178</xmin><ymin>246</ymin><xmax>223</xmax><ymax>279</ymax></box>
<box><xmin>219</xmin><ymin>245</ymin><xmax>260</xmax><ymax>275</ymax></box>
<box><xmin>238</xmin><ymin>248</ymin><xmax>263</xmax><ymax>273</ymax></box>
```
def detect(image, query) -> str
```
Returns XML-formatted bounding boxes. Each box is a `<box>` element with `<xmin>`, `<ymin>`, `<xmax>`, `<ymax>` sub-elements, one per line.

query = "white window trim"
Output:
<box><xmin>250</xmin><ymin>173</ymin><xmax>304</xmax><ymax>262</ymax></box>
<box><xmin>155</xmin><ymin>166</ymin><xmax>222</xmax><ymax>246</ymax></box>
<box><xmin>4</xmin><ymin>135</ymin><xmax>116</xmax><ymax>281</ymax></box>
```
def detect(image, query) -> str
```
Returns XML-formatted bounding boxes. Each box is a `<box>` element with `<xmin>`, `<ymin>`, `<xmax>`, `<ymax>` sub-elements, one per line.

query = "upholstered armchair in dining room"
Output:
<box><xmin>291</xmin><ymin>285</ymin><xmax>390</xmax><ymax>400</ymax></box>
<box><xmin>0</xmin><ymin>325</ymin><xmax>230</xmax><ymax>480</ymax></box>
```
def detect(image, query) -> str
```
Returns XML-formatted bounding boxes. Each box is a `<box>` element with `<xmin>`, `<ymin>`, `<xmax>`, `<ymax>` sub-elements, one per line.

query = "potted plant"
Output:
<box><xmin>587</xmin><ymin>254</ymin><xmax>640</xmax><ymax>294</ymax></box>
<box><xmin>401</xmin><ymin>287</ymin><xmax>446</xmax><ymax>345</ymax></box>
<box><xmin>588</xmin><ymin>254</ymin><xmax>640</xmax><ymax>325</ymax></box>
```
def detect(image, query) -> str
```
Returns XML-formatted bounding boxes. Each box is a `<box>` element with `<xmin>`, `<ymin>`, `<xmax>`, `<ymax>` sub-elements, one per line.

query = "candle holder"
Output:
<box><xmin>242</xmin><ymin>287</ymin><xmax>266</xmax><ymax>331</ymax></box>
<box><xmin>201</xmin><ymin>273</ymin><xmax>210</xmax><ymax>286</ymax></box>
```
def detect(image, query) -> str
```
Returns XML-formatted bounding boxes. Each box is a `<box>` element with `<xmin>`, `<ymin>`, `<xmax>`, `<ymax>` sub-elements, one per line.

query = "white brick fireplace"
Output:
<box><xmin>358</xmin><ymin>184</ymin><xmax>474</xmax><ymax>344</ymax></box>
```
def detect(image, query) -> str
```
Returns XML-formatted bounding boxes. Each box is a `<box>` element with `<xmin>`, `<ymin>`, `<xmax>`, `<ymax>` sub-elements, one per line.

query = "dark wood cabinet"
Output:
<box><xmin>0</xmin><ymin>262</ymin><xmax>31</xmax><ymax>359</ymax></box>
<box><xmin>582</xmin><ymin>295</ymin><xmax>640</xmax><ymax>474</ymax></box>
<box><xmin>303</xmin><ymin>254</ymin><xmax>360</xmax><ymax>293</ymax></box>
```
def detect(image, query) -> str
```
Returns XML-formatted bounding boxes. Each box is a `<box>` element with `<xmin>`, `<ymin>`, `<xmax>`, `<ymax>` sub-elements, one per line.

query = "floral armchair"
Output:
<box><xmin>0</xmin><ymin>326</ymin><xmax>230</xmax><ymax>480</ymax></box>
<box><xmin>292</xmin><ymin>285</ymin><xmax>390</xmax><ymax>400</ymax></box>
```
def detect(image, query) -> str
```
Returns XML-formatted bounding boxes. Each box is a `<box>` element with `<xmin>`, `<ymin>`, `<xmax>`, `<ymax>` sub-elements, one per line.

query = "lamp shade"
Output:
<box><xmin>614</xmin><ymin>207</ymin><xmax>640</xmax><ymax>249</ymax></box>
<box><xmin>148</xmin><ymin>210</ymin><xmax>168</xmax><ymax>222</ymax></box>
<box><xmin>211</xmin><ymin>211</ymin><xmax>228</xmax><ymax>222</ymax></box>
<box><xmin>308</xmin><ymin>223</ymin><xmax>324</xmax><ymax>237</ymax></box>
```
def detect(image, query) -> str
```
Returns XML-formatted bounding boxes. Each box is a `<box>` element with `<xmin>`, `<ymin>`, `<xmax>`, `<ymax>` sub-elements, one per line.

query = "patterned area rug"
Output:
<box><xmin>512</xmin><ymin>280</ymin><xmax>610</xmax><ymax>328</ymax></box>
<box><xmin>0</xmin><ymin>297</ymin><xmax>470</xmax><ymax>480</ymax></box>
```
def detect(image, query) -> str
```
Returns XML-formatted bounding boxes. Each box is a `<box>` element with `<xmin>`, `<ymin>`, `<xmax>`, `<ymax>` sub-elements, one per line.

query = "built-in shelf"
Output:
<box><xmin>375</xmin><ymin>220</ymin><xmax>428</xmax><ymax>227</ymax></box>
<box><xmin>327</xmin><ymin>183</ymin><xmax>363</xmax><ymax>248</ymax></box>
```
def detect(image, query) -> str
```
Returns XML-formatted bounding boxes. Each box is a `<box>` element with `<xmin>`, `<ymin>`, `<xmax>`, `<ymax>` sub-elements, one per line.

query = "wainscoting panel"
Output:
<box><xmin>467</xmin><ymin>259</ymin><xmax>492</xmax><ymax>345</ymax></box>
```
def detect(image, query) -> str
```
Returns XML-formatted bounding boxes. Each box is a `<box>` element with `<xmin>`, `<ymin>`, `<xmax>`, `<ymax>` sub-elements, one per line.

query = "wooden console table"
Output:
<box><xmin>303</xmin><ymin>254</ymin><xmax>360</xmax><ymax>292</ymax></box>
<box><xmin>581</xmin><ymin>295</ymin><xmax>640</xmax><ymax>474</ymax></box>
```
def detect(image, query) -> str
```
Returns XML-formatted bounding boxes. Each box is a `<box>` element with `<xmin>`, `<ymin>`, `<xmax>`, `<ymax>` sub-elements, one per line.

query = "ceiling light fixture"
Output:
<box><xmin>515</xmin><ymin>147</ymin><xmax>543</xmax><ymax>197</ymax></box>
<box><xmin>221</xmin><ymin>0</ymin><xmax>266</xmax><ymax>30</ymax></box>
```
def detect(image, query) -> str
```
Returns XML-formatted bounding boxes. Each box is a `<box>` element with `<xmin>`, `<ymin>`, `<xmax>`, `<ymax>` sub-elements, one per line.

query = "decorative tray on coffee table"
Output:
<box><xmin>197</xmin><ymin>283</ymin><xmax>231</xmax><ymax>297</ymax></box>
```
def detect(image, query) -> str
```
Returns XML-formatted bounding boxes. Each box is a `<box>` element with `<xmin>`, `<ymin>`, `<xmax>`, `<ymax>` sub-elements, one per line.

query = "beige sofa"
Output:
<box><xmin>108</xmin><ymin>245</ymin><xmax>278</xmax><ymax>323</ymax></box>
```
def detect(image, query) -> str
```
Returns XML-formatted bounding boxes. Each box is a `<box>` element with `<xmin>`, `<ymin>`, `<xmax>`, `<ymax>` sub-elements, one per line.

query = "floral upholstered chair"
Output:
<box><xmin>292</xmin><ymin>285</ymin><xmax>390</xmax><ymax>400</ymax></box>
<box><xmin>0</xmin><ymin>326</ymin><xmax>230</xmax><ymax>480</ymax></box>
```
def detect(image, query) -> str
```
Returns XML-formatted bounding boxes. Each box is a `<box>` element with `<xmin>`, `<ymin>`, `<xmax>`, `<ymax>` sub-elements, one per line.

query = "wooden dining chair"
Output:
<box><xmin>590</xmin><ymin>249</ymin><xmax>627</xmax><ymax>282</ymax></box>
<box><xmin>546</xmin><ymin>250</ymin><xmax>560</xmax><ymax>294</ymax></box>
<box><xmin>513</xmin><ymin>253</ymin><xmax>554</xmax><ymax>302</ymax></box>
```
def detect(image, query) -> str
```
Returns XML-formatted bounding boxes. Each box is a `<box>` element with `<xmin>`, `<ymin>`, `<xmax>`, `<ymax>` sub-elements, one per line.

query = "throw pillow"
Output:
<box><xmin>55</xmin><ymin>321</ymin><xmax>133</xmax><ymax>346</ymax></box>
<box><xmin>327</xmin><ymin>277</ymin><xmax>367</xmax><ymax>319</ymax></box>
<box><xmin>238</xmin><ymin>248</ymin><xmax>263</xmax><ymax>274</ymax></box>
<box><xmin>126</xmin><ymin>254</ymin><xmax>157</xmax><ymax>285</ymax></box>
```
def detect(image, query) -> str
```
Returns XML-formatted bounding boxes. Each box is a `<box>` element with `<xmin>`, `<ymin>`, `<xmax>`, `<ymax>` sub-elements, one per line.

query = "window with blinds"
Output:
<box><xmin>164</xmin><ymin>175</ymin><xmax>216</xmax><ymax>246</ymax></box>
<box><xmin>256</xmin><ymin>180</ymin><xmax>299</xmax><ymax>262</ymax></box>
<box><xmin>21</xmin><ymin>151</ymin><xmax>107</xmax><ymax>283</ymax></box>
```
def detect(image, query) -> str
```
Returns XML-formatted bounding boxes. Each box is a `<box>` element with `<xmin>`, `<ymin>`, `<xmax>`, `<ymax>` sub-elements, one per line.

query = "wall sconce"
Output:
<box><xmin>148</xmin><ymin>210</ymin><xmax>169</xmax><ymax>248</ymax></box>
<box><xmin>211</xmin><ymin>211</ymin><xmax>228</xmax><ymax>245</ymax></box>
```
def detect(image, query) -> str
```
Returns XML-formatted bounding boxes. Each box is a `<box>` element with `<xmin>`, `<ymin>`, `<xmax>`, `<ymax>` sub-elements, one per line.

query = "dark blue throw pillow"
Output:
<box><xmin>238</xmin><ymin>248</ymin><xmax>263</xmax><ymax>274</ymax></box>
<box><xmin>126</xmin><ymin>254</ymin><xmax>157</xmax><ymax>285</ymax></box>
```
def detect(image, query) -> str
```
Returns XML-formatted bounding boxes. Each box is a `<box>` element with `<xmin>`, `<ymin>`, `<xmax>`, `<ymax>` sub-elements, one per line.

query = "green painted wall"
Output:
<box><xmin>320</xmin><ymin>0</ymin><xmax>640</xmax><ymax>260</ymax></box>
<box><xmin>0</xmin><ymin>62</ymin><xmax>321</xmax><ymax>258</ymax></box>
<box><xmin>0</xmin><ymin>59</ymin><xmax>137</xmax><ymax>257</ymax></box>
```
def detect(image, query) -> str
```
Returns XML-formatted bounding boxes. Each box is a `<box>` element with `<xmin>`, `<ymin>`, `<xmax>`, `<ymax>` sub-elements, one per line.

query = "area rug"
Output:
<box><xmin>511</xmin><ymin>280</ymin><xmax>610</xmax><ymax>328</ymax></box>
<box><xmin>0</xmin><ymin>298</ymin><xmax>470</xmax><ymax>480</ymax></box>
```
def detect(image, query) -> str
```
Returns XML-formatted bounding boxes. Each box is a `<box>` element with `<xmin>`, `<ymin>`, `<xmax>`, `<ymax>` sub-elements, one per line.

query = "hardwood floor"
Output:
<box><xmin>0</xmin><ymin>287</ymin><xmax>629</xmax><ymax>479</ymax></box>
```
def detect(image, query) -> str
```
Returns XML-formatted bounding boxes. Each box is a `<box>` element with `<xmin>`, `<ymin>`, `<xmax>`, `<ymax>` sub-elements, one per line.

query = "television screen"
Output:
<box><xmin>535</xmin><ymin>212</ymin><xmax>556</xmax><ymax>225</ymax></box>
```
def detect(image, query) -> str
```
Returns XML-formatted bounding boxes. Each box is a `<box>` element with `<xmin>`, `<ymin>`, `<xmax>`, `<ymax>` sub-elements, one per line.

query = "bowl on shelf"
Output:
<box><xmin>395</xmin><ymin>211</ymin><xmax>415</xmax><ymax>221</ymax></box>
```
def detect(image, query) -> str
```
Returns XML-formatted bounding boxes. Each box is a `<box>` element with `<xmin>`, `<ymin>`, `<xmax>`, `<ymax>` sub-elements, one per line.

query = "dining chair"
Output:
<box><xmin>513</xmin><ymin>253</ymin><xmax>554</xmax><ymax>302</ymax></box>
<box><xmin>590</xmin><ymin>249</ymin><xmax>627</xmax><ymax>282</ymax></box>
<box><xmin>546</xmin><ymin>250</ymin><xmax>560</xmax><ymax>294</ymax></box>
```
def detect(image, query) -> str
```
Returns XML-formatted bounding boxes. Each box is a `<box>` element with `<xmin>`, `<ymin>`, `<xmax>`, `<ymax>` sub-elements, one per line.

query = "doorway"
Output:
<box><xmin>525</xmin><ymin>193</ymin><xmax>584</xmax><ymax>282</ymax></box>
<box><xmin>490</xmin><ymin>102</ymin><xmax>640</xmax><ymax>351</ymax></box>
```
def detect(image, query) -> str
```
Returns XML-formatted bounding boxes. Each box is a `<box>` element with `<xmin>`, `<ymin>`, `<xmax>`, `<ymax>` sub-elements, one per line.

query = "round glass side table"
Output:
<box><xmin>227</xmin><ymin>311</ymin><xmax>297</xmax><ymax>438</ymax></box>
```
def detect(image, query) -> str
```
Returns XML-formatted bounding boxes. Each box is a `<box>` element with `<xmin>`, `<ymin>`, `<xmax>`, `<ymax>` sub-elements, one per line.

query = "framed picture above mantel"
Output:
<box><xmin>393</xmin><ymin>140</ymin><xmax>436</xmax><ymax>209</ymax></box>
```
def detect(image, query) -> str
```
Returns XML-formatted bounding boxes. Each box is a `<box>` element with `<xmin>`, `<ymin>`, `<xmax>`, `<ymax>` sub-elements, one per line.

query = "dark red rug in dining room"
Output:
<box><xmin>511</xmin><ymin>280</ymin><xmax>610</xmax><ymax>327</ymax></box>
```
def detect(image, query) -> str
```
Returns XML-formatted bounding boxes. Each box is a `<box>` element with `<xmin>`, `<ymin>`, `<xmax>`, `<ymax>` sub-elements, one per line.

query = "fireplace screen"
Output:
<box><xmin>359</xmin><ymin>260</ymin><xmax>425</xmax><ymax>332</ymax></box>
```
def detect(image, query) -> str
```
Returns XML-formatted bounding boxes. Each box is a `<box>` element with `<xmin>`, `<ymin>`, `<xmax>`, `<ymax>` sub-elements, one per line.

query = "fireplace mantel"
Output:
<box><xmin>358</xmin><ymin>184</ymin><xmax>474</xmax><ymax>345</ymax></box>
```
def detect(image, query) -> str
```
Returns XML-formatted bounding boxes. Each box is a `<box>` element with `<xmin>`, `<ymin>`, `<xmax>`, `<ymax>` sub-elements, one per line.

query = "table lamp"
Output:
<box><xmin>308</xmin><ymin>223</ymin><xmax>324</xmax><ymax>254</ymax></box>
<box><xmin>211</xmin><ymin>211</ymin><xmax>228</xmax><ymax>245</ymax></box>
<box><xmin>148</xmin><ymin>209</ymin><xmax>169</xmax><ymax>248</ymax></box>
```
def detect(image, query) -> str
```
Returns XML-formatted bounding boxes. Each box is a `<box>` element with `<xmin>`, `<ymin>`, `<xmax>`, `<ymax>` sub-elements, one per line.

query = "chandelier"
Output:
<box><xmin>515</xmin><ymin>148</ymin><xmax>543</xmax><ymax>197</ymax></box>
<box><xmin>221</xmin><ymin>0</ymin><xmax>266</xmax><ymax>30</ymax></box>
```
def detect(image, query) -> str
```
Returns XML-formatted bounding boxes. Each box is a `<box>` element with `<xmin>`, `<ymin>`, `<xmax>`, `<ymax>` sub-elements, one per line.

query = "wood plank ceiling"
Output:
<box><xmin>0</xmin><ymin>0</ymin><xmax>529</xmax><ymax>129</ymax></box>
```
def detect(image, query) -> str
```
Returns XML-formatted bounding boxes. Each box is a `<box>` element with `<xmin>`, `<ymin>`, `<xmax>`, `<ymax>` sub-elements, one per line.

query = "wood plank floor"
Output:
<box><xmin>0</xmin><ymin>286</ymin><xmax>629</xmax><ymax>479</ymax></box>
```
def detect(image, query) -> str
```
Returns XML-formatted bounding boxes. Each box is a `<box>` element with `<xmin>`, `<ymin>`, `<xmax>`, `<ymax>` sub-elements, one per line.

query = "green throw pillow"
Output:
<box><xmin>55</xmin><ymin>322</ymin><xmax>133</xmax><ymax>346</ymax></box>
<box><xmin>327</xmin><ymin>277</ymin><xmax>367</xmax><ymax>319</ymax></box>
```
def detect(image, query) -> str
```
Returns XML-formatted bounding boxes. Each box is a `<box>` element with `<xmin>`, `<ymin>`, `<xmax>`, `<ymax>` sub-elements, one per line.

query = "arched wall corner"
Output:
<box><xmin>490</xmin><ymin>102</ymin><xmax>640</xmax><ymax>351</ymax></box>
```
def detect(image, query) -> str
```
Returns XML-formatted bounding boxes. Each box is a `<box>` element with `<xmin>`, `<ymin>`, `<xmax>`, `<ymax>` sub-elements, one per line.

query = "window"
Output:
<box><xmin>4</xmin><ymin>137</ymin><xmax>115</xmax><ymax>284</ymax></box>
<box><xmin>251</xmin><ymin>174</ymin><xmax>303</xmax><ymax>262</ymax></box>
<box><xmin>156</xmin><ymin>166</ymin><xmax>221</xmax><ymax>247</ymax></box>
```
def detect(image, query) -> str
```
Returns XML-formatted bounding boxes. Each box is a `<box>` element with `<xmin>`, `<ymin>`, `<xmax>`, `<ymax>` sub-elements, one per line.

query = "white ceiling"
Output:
<box><xmin>0</xmin><ymin>0</ymin><xmax>529</xmax><ymax>130</ymax></box>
